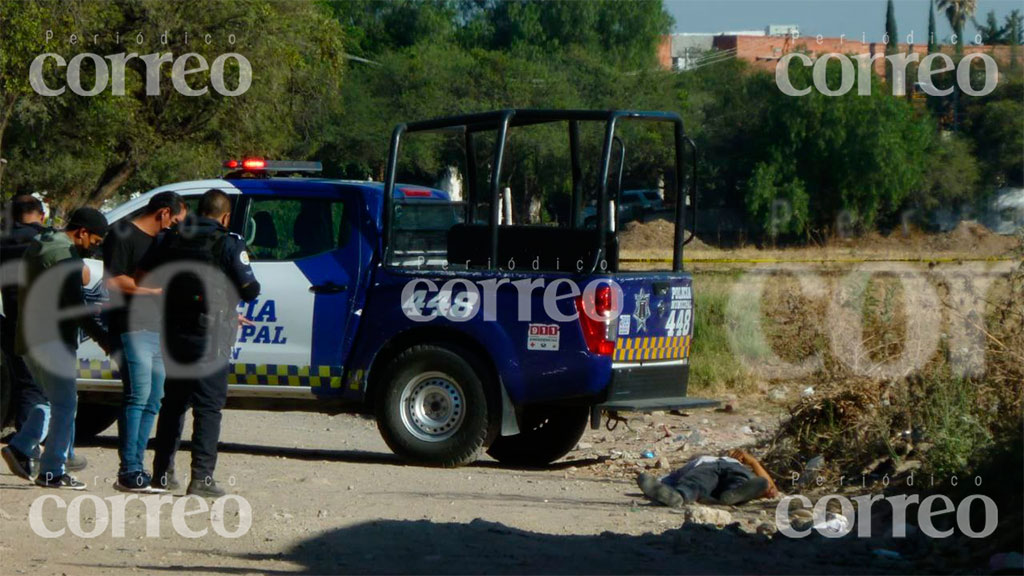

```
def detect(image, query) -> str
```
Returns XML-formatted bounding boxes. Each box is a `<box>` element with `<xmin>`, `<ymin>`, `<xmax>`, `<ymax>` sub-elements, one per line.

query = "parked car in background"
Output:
<box><xmin>583</xmin><ymin>188</ymin><xmax>665</xmax><ymax>229</ymax></box>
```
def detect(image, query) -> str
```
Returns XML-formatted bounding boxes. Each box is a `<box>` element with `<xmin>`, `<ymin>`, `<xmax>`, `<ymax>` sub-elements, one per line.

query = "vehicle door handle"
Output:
<box><xmin>309</xmin><ymin>282</ymin><xmax>347</xmax><ymax>294</ymax></box>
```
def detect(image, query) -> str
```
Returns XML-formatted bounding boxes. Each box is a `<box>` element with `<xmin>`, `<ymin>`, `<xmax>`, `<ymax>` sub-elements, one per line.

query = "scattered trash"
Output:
<box><xmin>575</xmin><ymin>442</ymin><xmax>593</xmax><ymax>450</ymax></box>
<box><xmin>813</xmin><ymin>512</ymin><xmax>849</xmax><ymax>535</ymax></box>
<box><xmin>768</xmin><ymin>387</ymin><xmax>787</xmax><ymax>401</ymax></box>
<box><xmin>642</xmin><ymin>450</ymin><xmax>656</xmax><ymax>459</ymax></box>
<box><xmin>740</xmin><ymin>425</ymin><xmax>755</xmax><ymax>435</ymax></box>
<box><xmin>801</xmin><ymin>386</ymin><xmax>815</xmax><ymax>398</ymax></box>
<box><xmin>799</xmin><ymin>455</ymin><xmax>824</xmax><ymax>485</ymax></box>
<box><xmin>872</xmin><ymin>549</ymin><xmax>903</xmax><ymax>561</ymax></box>
<box><xmin>894</xmin><ymin>459</ymin><xmax>922</xmax><ymax>474</ymax></box>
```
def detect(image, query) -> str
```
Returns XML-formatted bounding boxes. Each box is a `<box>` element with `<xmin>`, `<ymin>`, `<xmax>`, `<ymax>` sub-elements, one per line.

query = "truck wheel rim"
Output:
<box><xmin>400</xmin><ymin>371</ymin><xmax>465</xmax><ymax>442</ymax></box>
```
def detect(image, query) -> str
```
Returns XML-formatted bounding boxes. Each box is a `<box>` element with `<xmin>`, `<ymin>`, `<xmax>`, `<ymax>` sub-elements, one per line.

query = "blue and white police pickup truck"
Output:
<box><xmin>18</xmin><ymin>110</ymin><xmax>708</xmax><ymax>467</ymax></box>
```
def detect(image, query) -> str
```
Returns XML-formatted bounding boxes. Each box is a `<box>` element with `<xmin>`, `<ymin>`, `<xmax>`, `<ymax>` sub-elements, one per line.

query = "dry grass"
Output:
<box><xmin>619</xmin><ymin>219</ymin><xmax>1020</xmax><ymax>267</ymax></box>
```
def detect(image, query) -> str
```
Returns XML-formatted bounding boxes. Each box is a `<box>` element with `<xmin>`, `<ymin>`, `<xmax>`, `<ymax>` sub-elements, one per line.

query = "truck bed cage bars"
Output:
<box><xmin>383</xmin><ymin>109</ymin><xmax>697</xmax><ymax>273</ymax></box>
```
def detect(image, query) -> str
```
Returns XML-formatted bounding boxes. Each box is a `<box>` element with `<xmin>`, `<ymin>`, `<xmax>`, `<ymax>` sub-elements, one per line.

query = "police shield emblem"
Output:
<box><xmin>633</xmin><ymin>288</ymin><xmax>651</xmax><ymax>333</ymax></box>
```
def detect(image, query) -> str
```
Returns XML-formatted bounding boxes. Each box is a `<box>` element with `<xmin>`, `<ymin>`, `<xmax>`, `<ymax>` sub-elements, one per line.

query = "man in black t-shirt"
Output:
<box><xmin>102</xmin><ymin>191</ymin><xmax>186</xmax><ymax>492</ymax></box>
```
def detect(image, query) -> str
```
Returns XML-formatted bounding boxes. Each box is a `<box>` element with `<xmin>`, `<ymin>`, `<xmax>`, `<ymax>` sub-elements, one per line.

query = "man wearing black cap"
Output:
<box><xmin>1</xmin><ymin>207</ymin><xmax>110</xmax><ymax>489</ymax></box>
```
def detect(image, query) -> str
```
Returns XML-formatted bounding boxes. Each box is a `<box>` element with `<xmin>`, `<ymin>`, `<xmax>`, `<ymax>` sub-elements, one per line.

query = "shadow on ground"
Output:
<box><xmin>81</xmin><ymin>432</ymin><xmax>605</xmax><ymax>471</ymax></box>
<box><xmin>123</xmin><ymin>518</ymin><xmax>914</xmax><ymax>575</ymax></box>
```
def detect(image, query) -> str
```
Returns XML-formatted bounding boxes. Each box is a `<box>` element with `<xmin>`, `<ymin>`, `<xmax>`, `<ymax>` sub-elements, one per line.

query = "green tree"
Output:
<box><xmin>972</xmin><ymin>9</ymin><xmax>1023</xmax><ymax>45</ymax></box>
<box><xmin>0</xmin><ymin>0</ymin><xmax>113</xmax><ymax>189</ymax></box>
<box><xmin>973</xmin><ymin>10</ymin><xmax>1008</xmax><ymax>44</ymax></box>
<box><xmin>739</xmin><ymin>64</ymin><xmax>935</xmax><ymax>237</ymax></box>
<box><xmin>462</xmin><ymin>0</ymin><xmax>672</xmax><ymax>70</ymax></box>
<box><xmin>928</xmin><ymin>2</ymin><xmax>939</xmax><ymax>53</ymax></box>
<box><xmin>2</xmin><ymin>0</ymin><xmax>346</xmax><ymax>205</ymax></box>
<box><xmin>323</xmin><ymin>0</ymin><xmax>456</xmax><ymax>56</ymax></box>
<box><xmin>915</xmin><ymin>134</ymin><xmax>981</xmax><ymax>218</ymax></box>
<box><xmin>936</xmin><ymin>0</ymin><xmax>978</xmax><ymax>52</ymax></box>
<box><xmin>961</xmin><ymin>77</ymin><xmax>1024</xmax><ymax>189</ymax></box>
<box><xmin>885</xmin><ymin>0</ymin><xmax>900</xmax><ymax>88</ymax></box>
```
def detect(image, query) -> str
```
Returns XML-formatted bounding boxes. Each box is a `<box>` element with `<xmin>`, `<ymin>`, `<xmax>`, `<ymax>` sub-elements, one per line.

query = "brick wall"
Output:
<box><xmin>660</xmin><ymin>34</ymin><xmax>1022</xmax><ymax>76</ymax></box>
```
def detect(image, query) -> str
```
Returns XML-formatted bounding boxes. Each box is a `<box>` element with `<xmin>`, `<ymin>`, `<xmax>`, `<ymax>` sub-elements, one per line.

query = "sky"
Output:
<box><xmin>665</xmin><ymin>0</ymin><xmax>1022</xmax><ymax>43</ymax></box>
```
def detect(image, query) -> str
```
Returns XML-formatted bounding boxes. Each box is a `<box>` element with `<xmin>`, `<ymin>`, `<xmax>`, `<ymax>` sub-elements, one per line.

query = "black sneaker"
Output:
<box><xmin>719</xmin><ymin>476</ymin><xmax>769</xmax><ymax>506</ymax></box>
<box><xmin>636</xmin><ymin>473</ymin><xmax>684</xmax><ymax>507</ymax></box>
<box><xmin>114</xmin><ymin>471</ymin><xmax>165</xmax><ymax>494</ymax></box>
<box><xmin>187</xmin><ymin>477</ymin><xmax>226</xmax><ymax>498</ymax></box>
<box><xmin>153</xmin><ymin>470</ymin><xmax>181</xmax><ymax>491</ymax></box>
<box><xmin>2</xmin><ymin>446</ymin><xmax>33</xmax><ymax>480</ymax></box>
<box><xmin>66</xmin><ymin>453</ymin><xmax>88</xmax><ymax>472</ymax></box>
<box><xmin>35</xmin><ymin>473</ymin><xmax>87</xmax><ymax>490</ymax></box>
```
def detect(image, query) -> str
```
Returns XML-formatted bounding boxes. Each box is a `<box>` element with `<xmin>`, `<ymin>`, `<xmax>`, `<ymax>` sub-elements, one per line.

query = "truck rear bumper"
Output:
<box><xmin>597</xmin><ymin>360</ymin><xmax>718</xmax><ymax>412</ymax></box>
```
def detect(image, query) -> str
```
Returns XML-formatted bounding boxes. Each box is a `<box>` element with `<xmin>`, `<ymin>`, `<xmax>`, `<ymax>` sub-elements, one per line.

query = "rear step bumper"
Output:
<box><xmin>593</xmin><ymin>361</ymin><xmax>719</xmax><ymax>426</ymax></box>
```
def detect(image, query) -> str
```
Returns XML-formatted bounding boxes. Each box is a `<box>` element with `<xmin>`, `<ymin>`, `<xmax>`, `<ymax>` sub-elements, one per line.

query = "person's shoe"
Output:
<box><xmin>66</xmin><ymin>454</ymin><xmax>88</xmax><ymax>472</ymax></box>
<box><xmin>114</xmin><ymin>471</ymin><xmax>165</xmax><ymax>494</ymax></box>
<box><xmin>187</xmin><ymin>477</ymin><xmax>226</xmax><ymax>498</ymax></box>
<box><xmin>35</xmin><ymin>473</ymin><xmax>87</xmax><ymax>490</ymax></box>
<box><xmin>719</xmin><ymin>476</ymin><xmax>769</xmax><ymax>506</ymax></box>
<box><xmin>636</xmin><ymin>473</ymin><xmax>684</xmax><ymax>507</ymax></box>
<box><xmin>152</xmin><ymin>470</ymin><xmax>181</xmax><ymax>491</ymax></box>
<box><xmin>2</xmin><ymin>446</ymin><xmax>33</xmax><ymax>480</ymax></box>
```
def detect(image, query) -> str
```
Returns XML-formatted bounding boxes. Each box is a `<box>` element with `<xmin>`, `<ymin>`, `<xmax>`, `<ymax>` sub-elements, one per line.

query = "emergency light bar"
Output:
<box><xmin>223</xmin><ymin>159</ymin><xmax>323</xmax><ymax>173</ymax></box>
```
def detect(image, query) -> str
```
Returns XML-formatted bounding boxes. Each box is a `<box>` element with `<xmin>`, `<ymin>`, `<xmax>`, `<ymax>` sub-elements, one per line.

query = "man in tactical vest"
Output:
<box><xmin>146</xmin><ymin>189</ymin><xmax>260</xmax><ymax>497</ymax></box>
<box><xmin>1</xmin><ymin>195</ymin><xmax>88</xmax><ymax>474</ymax></box>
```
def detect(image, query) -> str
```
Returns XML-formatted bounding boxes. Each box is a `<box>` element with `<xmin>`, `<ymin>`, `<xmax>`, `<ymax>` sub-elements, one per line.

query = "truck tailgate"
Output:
<box><xmin>600</xmin><ymin>272</ymin><xmax>715</xmax><ymax>411</ymax></box>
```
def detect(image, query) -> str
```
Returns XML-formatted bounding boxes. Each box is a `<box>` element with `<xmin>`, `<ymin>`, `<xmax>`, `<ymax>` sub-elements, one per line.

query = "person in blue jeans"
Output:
<box><xmin>1</xmin><ymin>195</ymin><xmax>89</xmax><ymax>475</ymax></box>
<box><xmin>1</xmin><ymin>208</ymin><xmax>110</xmax><ymax>489</ymax></box>
<box><xmin>102</xmin><ymin>191</ymin><xmax>187</xmax><ymax>492</ymax></box>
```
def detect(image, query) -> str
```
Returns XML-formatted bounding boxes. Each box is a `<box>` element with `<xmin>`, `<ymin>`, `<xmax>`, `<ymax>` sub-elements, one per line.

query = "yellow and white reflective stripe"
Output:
<box><xmin>77</xmin><ymin>360</ymin><xmax>343</xmax><ymax>388</ymax></box>
<box><xmin>612</xmin><ymin>335</ymin><xmax>691</xmax><ymax>362</ymax></box>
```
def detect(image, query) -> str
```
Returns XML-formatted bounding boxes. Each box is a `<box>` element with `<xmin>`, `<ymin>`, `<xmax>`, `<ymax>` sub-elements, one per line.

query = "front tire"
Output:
<box><xmin>486</xmin><ymin>405</ymin><xmax>589</xmax><ymax>467</ymax></box>
<box><xmin>376</xmin><ymin>344</ymin><xmax>491</xmax><ymax>467</ymax></box>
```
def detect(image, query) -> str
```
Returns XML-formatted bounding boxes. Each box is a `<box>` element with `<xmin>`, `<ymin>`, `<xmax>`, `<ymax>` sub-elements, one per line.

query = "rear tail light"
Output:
<box><xmin>576</xmin><ymin>284</ymin><xmax>618</xmax><ymax>356</ymax></box>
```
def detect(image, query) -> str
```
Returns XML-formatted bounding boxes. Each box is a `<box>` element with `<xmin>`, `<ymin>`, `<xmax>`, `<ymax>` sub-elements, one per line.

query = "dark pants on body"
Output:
<box><xmin>1</xmin><ymin>314</ymin><xmax>45</xmax><ymax>432</ymax></box>
<box><xmin>152</xmin><ymin>333</ymin><xmax>230</xmax><ymax>482</ymax></box>
<box><xmin>663</xmin><ymin>459</ymin><xmax>755</xmax><ymax>502</ymax></box>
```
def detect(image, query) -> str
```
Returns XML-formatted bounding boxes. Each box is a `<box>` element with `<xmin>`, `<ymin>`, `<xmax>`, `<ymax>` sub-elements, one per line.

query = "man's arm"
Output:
<box><xmin>727</xmin><ymin>449</ymin><xmax>779</xmax><ymax>498</ymax></box>
<box><xmin>222</xmin><ymin>236</ymin><xmax>261</xmax><ymax>302</ymax></box>
<box><xmin>59</xmin><ymin>258</ymin><xmax>109</xmax><ymax>353</ymax></box>
<box><xmin>107</xmin><ymin>274</ymin><xmax>161</xmax><ymax>295</ymax></box>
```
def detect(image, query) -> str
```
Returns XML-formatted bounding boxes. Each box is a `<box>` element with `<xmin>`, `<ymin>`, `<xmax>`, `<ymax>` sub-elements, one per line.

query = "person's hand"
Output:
<box><xmin>727</xmin><ymin>449</ymin><xmax>752</xmax><ymax>464</ymax></box>
<box><xmin>238</xmin><ymin>314</ymin><xmax>254</xmax><ymax>327</ymax></box>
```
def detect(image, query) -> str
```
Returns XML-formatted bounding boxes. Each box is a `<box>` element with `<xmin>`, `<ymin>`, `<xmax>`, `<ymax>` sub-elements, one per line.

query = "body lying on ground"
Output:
<box><xmin>636</xmin><ymin>449</ymin><xmax>779</xmax><ymax>507</ymax></box>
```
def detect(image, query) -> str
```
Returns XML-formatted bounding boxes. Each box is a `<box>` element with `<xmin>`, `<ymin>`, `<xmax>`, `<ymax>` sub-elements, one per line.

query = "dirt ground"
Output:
<box><xmin>0</xmin><ymin>401</ymin><xmax>928</xmax><ymax>575</ymax></box>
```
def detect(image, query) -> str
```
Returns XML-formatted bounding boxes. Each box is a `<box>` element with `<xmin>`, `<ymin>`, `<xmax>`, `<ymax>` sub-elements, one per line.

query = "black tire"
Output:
<box><xmin>74</xmin><ymin>402</ymin><xmax>119</xmax><ymax>442</ymax></box>
<box><xmin>486</xmin><ymin>405</ymin><xmax>590</xmax><ymax>467</ymax></box>
<box><xmin>375</xmin><ymin>344</ymin><xmax>492</xmax><ymax>467</ymax></box>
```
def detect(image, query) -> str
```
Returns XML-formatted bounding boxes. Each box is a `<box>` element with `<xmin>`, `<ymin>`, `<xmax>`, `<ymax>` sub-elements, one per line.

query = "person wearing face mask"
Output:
<box><xmin>1</xmin><ymin>208</ymin><xmax>110</xmax><ymax>489</ymax></box>
<box><xmin>102</xmin><ymin>191</ymin><xmax>187</xmax><ymax>493</ymax></box>
<box><xmin>1</xmin><ymin>195</ymin><xmax>90</xmax><ymax>475</ymax></box>
<box><xmin>146</xmin><ymin>189</ymin><xmax>260</xmax><ymax>497</ymax></box>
